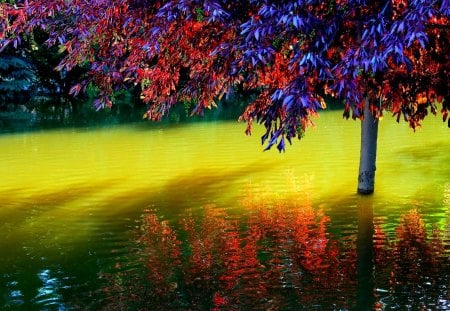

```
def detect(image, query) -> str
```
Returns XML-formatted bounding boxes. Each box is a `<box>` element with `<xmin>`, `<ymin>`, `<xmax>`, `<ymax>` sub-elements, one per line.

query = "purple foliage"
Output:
<box><xmin>222</xmin><ymin>0</ymin><xmax>448</xmax><ymax>151</ymax></box>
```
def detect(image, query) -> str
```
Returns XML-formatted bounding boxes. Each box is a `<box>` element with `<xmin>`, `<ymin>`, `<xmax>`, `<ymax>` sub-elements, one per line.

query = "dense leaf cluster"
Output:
<box><xmin>0</xmin><ymin>54</ymin><xmax>35</xmax><ymax>92</ymax></box>
<box><xmin>1</xmin><ymin>0</ymin><xmax>448</xmax><ymax>150</ymax></box>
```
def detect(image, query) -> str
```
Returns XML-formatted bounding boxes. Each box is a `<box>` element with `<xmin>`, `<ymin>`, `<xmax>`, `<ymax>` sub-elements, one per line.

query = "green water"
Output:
<box><xmin>0</xmin><ymin>111</ymin><xmax>449</xmax><ymax>310</ymax></box>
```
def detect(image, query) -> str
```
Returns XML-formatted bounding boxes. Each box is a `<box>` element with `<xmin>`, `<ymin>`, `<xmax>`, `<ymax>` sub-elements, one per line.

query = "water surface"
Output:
<box><xmin>0</xmin><ymin>111</ymin><xmax>449</xmax><ymax>310</ymax></box>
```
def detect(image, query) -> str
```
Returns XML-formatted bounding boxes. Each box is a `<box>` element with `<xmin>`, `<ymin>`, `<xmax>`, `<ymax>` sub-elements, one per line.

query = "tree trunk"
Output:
<box><xmin>357</xmin><ymin>99</ymin><xmax>379</xmax><ymax>194</ymax></box>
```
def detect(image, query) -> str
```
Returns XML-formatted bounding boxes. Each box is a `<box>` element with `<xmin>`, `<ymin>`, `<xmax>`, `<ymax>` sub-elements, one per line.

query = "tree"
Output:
<box><xmin>1</xmin><ymin>0</ymin><xmax>449</xmax><ymax>194</ymax></box>
<box><xmin>0</xmin><ymin>52</ymin><xmax>35</xmax><ymax>108</ymax></box>
<box><xmin>23</xmin><ymin>29</ymin><xmax>89</xmax><ymax>112</ymax></box>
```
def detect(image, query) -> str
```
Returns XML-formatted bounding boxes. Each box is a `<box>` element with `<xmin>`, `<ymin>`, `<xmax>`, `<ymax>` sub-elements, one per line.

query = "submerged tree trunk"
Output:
<box><xmin>357</xmin><ymin>99</ymin><xmax>379</xmax><ymax>194</ymax></box>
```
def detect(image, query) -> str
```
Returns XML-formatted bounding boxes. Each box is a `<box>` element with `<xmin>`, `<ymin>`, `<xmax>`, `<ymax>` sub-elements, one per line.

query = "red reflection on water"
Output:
<box><xmin>103</xmin><ymin>197</ymin><xmax>448</xmax><ymax>310</ymax></box>
<box><xmin>135</xmin><ymin>189</ymin><xmax>357</xmax><ymax>310</ymax></box>
<box><xmin>373</xmin><ymin>209</ymin><xmax>450</xmax><ymax>309</ymax></box>
<box><xmin>392</xmin><ymin>210</ymin><xmax>444</xmax><ymax>280</ymax></box>
<box><xmin>139</xmin><ymin>212</ymin><xmax>182</xmax><ymax>296</ymax></box>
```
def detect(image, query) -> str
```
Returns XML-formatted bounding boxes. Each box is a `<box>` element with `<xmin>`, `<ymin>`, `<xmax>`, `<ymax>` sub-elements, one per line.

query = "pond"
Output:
<box><xmin>0</xmin><ymin>111</ymin><xmax>449</xmax><ymax>310</ymax></box>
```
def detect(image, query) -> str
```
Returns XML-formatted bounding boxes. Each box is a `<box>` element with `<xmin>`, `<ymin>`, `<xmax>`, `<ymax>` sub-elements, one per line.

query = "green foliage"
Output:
<box><xmin>0</xmin><ymin>54</ymin><xmax>36</xmax><ymax>105</ymax></box>
<box><xmin>195</xmin><ymin>7</ymin><xmax>204</xmax><ymax>22</ymax></box>
<box><xmin>0</xmin><ymin>56</ymin><xmax>35</xmax><ymax>87</ymax></box>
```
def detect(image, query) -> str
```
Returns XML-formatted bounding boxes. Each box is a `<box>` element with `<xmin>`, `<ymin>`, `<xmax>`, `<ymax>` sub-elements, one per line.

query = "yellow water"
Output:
<box><xmin>0</xmin><ymin>111</ymin><xmax>449</xmax><ymax>309</ymax></box>
<box><xmin>2</xmin><ymin>113</ymin><xmax>448</xmax><ymax>210</ymax></box>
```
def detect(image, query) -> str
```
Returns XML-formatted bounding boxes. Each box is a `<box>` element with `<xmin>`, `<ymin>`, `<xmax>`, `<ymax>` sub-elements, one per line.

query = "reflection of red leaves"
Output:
<box><xmin>139</xmin><ymin>213</ymin><xmax>182</xmax><ymax>295</ymax></box>
<box><xmin>373</xmin><ymin>223</ymin><xmax>390</xmax><ymax>265</ymax></box>
<box><xmin>136</xmin><ymin>179</ymin><xmax>358</xmax><ymax>308</ymax></box>
<box><xmin>107</xmin><ymin>200</ymin><xmax>448</xmax><ymax>310</ymax></box>
<box><xmin>373</xmin><ymin>209</ymin><xmax>448</xmax><ymax>304</ymax></box>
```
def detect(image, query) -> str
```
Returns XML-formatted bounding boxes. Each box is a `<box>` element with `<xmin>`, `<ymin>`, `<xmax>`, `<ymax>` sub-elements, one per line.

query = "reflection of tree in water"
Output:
<box><xmin>99</xmin><ymin>178</ymin><xmax>356</xmax><ymax>310</ymax></box>
<box><xmin>101</xmin><ymin>181</ymin><xmax>449</xmax><ymax>310</ymax></box>
<box><xmin>374</xmin><ymin>209</ymin><xmax>450</xmax><ymax>310</ymax></box>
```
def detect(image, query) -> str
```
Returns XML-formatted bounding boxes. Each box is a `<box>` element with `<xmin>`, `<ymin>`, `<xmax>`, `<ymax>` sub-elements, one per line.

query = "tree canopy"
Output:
<box><xmin>1</xmin><ymin>0</ymin><xmax>448</xmax><ymax>151</ymax></box>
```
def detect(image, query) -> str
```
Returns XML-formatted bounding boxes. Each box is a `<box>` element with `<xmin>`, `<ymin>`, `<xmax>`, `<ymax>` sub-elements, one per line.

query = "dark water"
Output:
<box><xmin>0</xmin><ymin>111</ymin><xmax>449</xmax><ymax>310</ymax></box>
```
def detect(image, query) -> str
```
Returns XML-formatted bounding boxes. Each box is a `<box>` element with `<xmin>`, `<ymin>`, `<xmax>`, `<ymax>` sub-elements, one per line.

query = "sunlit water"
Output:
<box><xmin>0</xmin><ymin>111</ymin><xmax>449</xmax><ymax>310</ymax></box>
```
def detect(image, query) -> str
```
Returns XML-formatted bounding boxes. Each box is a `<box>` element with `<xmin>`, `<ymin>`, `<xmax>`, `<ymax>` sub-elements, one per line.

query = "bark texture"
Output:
<box><xmin>357</xmin><ymin>100</ymin><xmax>379</xmax><ymax>194</ymax></box>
